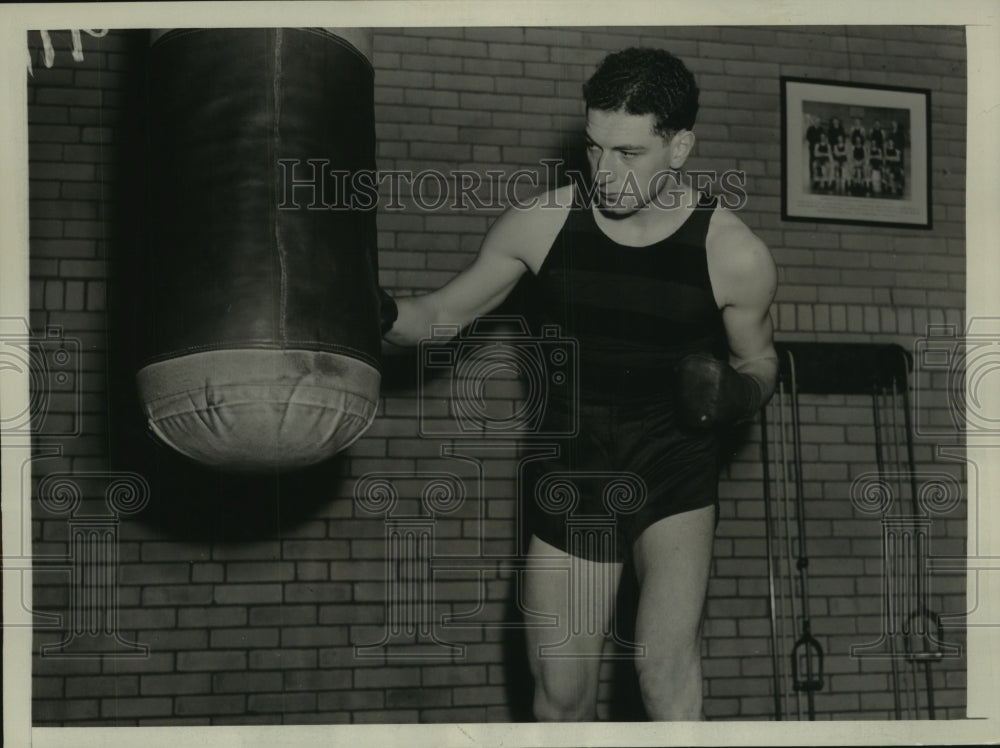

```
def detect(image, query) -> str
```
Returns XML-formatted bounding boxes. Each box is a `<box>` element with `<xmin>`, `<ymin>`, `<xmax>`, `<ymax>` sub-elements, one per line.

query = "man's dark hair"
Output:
<box><xmin>582</xmin><ymin>47</ymin><xmax>700</xmax><ymax>138</ymax></box>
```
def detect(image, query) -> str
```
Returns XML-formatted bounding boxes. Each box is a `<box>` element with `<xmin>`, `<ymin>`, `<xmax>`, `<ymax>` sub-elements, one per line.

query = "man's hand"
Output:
<box><xmin>673</xmin><ymin>353</ymin><xmax>764</xmax><ymax>431</ymax></box>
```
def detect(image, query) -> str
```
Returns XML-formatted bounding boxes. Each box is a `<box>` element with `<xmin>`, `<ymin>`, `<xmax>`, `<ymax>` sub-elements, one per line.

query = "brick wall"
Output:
<box><xmin>28</xmin><ymin>25</ymin><xmax>966</xmax><ymax>725</ymax></box>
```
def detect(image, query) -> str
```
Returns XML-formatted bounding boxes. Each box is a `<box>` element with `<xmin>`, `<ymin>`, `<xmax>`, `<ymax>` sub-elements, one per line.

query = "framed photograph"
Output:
<box><xmin>781</xmin><ymin>77</ymin><xmax>931</xmax><ymax>229</ymax></box>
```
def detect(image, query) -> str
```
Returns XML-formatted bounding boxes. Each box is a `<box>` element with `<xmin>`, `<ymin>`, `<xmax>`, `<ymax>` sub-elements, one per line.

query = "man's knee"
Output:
<box><xmin>633</xmin><ymin>641</ymin><xmax>704</xmax><ymax>720</ymax></box>
<box><xmin>634</xmin><ymin>642</ymin><xmax>699</xmax><ymax>692</ymax></box>
<box><xmin>532</xmin><ymin>670</ymin><xmax>597</xmax><ymax>722</ymax></box>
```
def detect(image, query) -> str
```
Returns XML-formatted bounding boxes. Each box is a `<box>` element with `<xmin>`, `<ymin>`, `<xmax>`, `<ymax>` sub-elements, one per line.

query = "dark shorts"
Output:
<box><xmin>522</xmin><ymin>394</ymin><xmax>720</xmax><ymax>563</ymax></box>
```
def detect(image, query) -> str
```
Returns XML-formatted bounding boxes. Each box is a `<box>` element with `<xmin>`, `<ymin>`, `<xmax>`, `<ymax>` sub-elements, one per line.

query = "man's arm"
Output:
<box><xmin>716</xmin><ymin>224</ymin><xmax>779</xmax><ymax>402</ymax></box>
<box><xmin>673</xmin><ymin>213</ymin><xmax>778</xmax><ymax>430</ymax></box>
<box><xmin>383</xmin><ymin>189</ymin><xmax>570</xmax><ymax>348</ymax></box>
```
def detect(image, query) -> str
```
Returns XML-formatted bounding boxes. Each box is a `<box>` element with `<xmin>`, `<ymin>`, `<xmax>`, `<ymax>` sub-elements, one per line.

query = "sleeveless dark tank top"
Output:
<box><xmin>525</xmin><ymin>192</ymin><xmax>728</xmax><ymax>403</ymax></box>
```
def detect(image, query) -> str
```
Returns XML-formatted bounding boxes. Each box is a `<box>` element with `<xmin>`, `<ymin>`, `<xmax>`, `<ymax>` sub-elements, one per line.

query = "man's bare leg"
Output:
<box><xmin>524</xmin><ymin>535</ymin><xmax>623</xmax><ymax>721</ymax></box>
<box><xmin>631</xmin><ymin>504</ymin><xmax>716</xmax><ymax>720</ymax></box>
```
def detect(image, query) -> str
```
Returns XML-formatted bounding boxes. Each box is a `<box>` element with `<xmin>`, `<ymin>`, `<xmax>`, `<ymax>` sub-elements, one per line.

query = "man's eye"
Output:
<box><xmin>620</xmin><ymin>151</ymin><xmax>637</xmax><ymax>159</ymax></box>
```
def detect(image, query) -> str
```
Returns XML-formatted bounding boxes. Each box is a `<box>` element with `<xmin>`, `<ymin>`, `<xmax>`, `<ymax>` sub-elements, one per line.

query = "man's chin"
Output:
<box><xmin>597</xmin><ymin>199</ymin><xmax>641</xmax><ymax>219</ymax></box>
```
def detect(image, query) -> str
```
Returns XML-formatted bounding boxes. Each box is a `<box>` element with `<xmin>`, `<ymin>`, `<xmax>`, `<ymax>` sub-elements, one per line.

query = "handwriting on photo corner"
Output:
<box><xmin>26</xmin><ymin>29</ymin><xmax>108</xmax><ymax>77</ymax></box>
<box><xmin>276</xmin><ymin>159</ymin><xmax>750</xmax><ymax>212</ymax></box>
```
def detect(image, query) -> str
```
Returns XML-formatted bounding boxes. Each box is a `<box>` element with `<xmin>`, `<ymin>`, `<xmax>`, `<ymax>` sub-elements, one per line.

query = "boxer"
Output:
<box><xmin>382</xmin><ymin>47</ymin><xmax>777</xmax><ymax>721</ymax></box>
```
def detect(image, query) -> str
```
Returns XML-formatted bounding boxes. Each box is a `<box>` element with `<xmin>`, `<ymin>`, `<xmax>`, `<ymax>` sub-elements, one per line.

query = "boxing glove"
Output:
<box><xmin>379</xmin><ymin>288</ymin><xmax>398</xmax><ymax>335</ymax></box>
<box><xmin>674</xmin><ymin>353</ymin><xmax>764</xmax><ymax>430</ymax></box>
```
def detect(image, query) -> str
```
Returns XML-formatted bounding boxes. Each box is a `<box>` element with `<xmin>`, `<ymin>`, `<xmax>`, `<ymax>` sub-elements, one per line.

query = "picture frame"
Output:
<box><xmin>780</xmin><ymin>76</ymin><xmax>932</xmax><ymax>229</ymax></box>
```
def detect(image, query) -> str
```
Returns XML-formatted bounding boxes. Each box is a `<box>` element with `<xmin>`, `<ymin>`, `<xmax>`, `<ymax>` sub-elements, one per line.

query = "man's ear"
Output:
<box><xmin>669</xmin><ymin>129</ymin><xmax>696</xmax><ymax>169</ymax></box>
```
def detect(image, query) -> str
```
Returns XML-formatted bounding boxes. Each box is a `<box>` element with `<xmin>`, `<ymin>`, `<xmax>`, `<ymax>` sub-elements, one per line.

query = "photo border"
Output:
<box><xmin>2</xmin><ymin>4</ymin><xmax>999</xmax><ymax>748</ymax></box>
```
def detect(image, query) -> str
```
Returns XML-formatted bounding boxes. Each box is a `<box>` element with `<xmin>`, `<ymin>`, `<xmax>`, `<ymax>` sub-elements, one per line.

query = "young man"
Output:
<box><xmin>833</xmin><ymin>133</ymin><xmax>849</xmax><ymax>195</ymax></box>
<box><xmin>812</xmin><ymin>130</ymin><xmax>833</xmax><ymax>192</ymax></box>
<box><xmin>382</xmin><ymin>48</ymin><xmax>778</xmax><ymax>721</ymax></box>
<box><xmin>883</xmin><ymin>137</ymin><xmax>903</xmax><ymax>196</ymax></box>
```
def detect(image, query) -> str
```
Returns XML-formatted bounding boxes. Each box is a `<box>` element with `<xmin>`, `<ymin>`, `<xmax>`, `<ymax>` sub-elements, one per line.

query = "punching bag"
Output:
<box><xmin>137</xmin><ymin>28</ymin><xmax>382</xmax><ymax>472</ymax></box>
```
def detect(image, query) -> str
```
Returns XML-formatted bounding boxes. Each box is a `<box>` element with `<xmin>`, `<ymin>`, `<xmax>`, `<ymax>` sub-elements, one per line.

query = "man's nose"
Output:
<box><xmin>593</xmin><ymin>154</ymin><xmax>615</xmax><ymax>186</ymax></box>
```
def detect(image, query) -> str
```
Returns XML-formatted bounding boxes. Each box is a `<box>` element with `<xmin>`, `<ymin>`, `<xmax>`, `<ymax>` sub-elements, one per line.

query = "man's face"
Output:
<box><xmin>584</xmin><ymin>108</ymin><xmax>691</xmax><ymax>216</ymax></box>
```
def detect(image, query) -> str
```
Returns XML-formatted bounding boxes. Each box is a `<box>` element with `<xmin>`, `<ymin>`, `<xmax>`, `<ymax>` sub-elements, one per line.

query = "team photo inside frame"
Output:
<box><xmin>781</xmin><ymin>77</ymin><xmax>931</xmax><ymax>229</ymax></box>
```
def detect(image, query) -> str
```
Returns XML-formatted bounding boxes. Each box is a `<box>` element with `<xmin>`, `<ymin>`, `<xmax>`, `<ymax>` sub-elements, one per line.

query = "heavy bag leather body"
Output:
<box><xmin>137</xmin><ymin>28</ymin><xmax>381</xmax><ymax>472</ymax></box>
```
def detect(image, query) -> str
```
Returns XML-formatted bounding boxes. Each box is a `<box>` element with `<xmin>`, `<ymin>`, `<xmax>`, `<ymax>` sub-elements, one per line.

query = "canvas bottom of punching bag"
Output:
<box><xmin>136</xmin><ymin>349</ymin><xmax>380</xmax><ymax>472</ymax></box>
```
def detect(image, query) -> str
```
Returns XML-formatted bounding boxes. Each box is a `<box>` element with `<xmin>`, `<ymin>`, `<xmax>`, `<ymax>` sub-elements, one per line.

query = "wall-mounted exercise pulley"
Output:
<box><xmin>759</xmin><ymin>342</ymin><xmax>956</xmax><ymax>721</ymax></box>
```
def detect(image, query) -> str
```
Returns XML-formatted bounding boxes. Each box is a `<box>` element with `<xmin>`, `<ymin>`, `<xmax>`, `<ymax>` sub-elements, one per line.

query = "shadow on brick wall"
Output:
<box><xmin>607</xmin><ymin>560</ymin><xmax>649</xmax><ymax>721</ymax></box>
